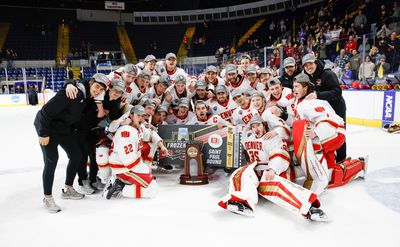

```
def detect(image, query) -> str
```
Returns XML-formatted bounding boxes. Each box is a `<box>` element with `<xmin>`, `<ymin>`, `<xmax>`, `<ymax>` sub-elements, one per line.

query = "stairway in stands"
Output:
<box><xmin>116</xmin><ymin>25</ymin><xmax>137</xmax><ymax>63</ymax></box>
<box><xmin>56</xmin><ymin>24</ymin><xmax>69</xmax><ymax>67</ymax></box>
<box><xmin>237</xmin><ymin>19</ymin><xmax>265</xmax><ymax>48</ymax></box>
<box><xmin>177</xmin><ymin>26</ymin><xmax>196</xmax><ymax>59</ymax></box>
<box><xmin>0</xmin><ymin>22</ymin><xmax>11</xmax><ymax>50</ymax></box>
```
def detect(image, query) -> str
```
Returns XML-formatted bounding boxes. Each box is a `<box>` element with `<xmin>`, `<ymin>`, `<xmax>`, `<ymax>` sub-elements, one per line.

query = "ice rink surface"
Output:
<box><xmin>0</xmin><ymin>106</ymin><xmax>399</xmax><ymax>247</ymax></box>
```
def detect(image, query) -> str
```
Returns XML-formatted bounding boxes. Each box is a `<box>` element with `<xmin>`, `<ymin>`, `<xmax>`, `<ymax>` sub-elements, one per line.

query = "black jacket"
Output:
<box><xmin>34</xmin><ymin>86</ymin><xmax>89</xmax><ymax>137</ymax></box>
<box><xmin>279</xmin><ymin>67</ymin><xmax>301</xmax><ymax>89</ymax></box>
<box><xmin>304</xmin><ymin>59</ymin><xmax>347</xmax><ymax>119</ymax></box>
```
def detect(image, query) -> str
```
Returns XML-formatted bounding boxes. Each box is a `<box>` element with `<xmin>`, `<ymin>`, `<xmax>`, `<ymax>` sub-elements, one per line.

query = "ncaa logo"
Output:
<box><xmin>208</xmin><ymin>134</ymin><xmax>222</xmax><ymax>148</ymax></box>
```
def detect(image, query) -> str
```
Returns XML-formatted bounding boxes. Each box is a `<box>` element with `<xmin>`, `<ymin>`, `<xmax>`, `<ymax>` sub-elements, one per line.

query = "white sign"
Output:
<box><xmin>105</xmin><ymin>1</ymin><xmax>125</xmax><ymax>10</ymax></box>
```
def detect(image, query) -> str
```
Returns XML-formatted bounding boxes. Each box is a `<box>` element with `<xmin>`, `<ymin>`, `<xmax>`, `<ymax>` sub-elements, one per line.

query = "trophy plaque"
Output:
<box><xmin>180</xmin><ymin>142</ymin><xmax>208</xmax><ymax>185</ymax></box>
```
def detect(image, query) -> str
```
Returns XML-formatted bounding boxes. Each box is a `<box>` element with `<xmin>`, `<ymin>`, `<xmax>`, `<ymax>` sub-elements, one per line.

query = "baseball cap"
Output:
<box><xmin>302</xmin><ymin>53</ymin><xmax>316</xmax><ymax>66</ymax></box>
<box><xmin>143</xmin><ymin>99</ymin><xmax>157</xmax><ymax>109</ymax></box>
<box><xmin>175</xmin><ymin>74</ymin><xmax>186</xmax><ymax>85</ymax></box>
<box><xmin>130</xmin><ymin>105</ymin><xmax>146</xmax><ymax>115</ymax></box>
<box><xmin>231</xmin><ymin>88</ymin><xmax>243</xmax><ymax>98</ymax></box>
<box><xmin>178</xmin><ymin>98</ymin><xmax>190</xmax><ymax>108</ymax></box>
<box><xmin>124</xmin><ymin>64</ymin><xmax>138</xmax><ymax>75</ymax></box>
<box><xmin>246</xmin><ymin>65</ymin><xmax>257</xmax><ymax>74</ymax></box>
<box><xmin>110</xmin><ymin>78</ymin><xmax>125</xmax><ymax>92</ymax></box>
<box><xmin>195</xmin><ymin>79</ymin><xmax>207</xmax><ymax>90</ymax></box>
<box><xmin>215</xmin><ymin>84</ymin><xmax>228</xmax><ymax>94</ymax></box>
<box><xmin>225</xmin><ymin>64</ymin><xmax>237</xmax><ymax>74</ymax></box>
<box><xmin>251</xmin><ymin>91</ymin><xmax>264</xmax><ymax>99</ymax></box>
<box><xmin>156</xmin><ymin>104</ymin><xmax>169</xmax><ymax>113</ymax></box>
<box><xmin>258</xmin><ymin>68</ymin><xmax>272</xmax><ymax>75</ymax></box>
<box><xmin>92</xmin><ymin>73</ymin><xmax>109</xmax><ymax>87</ymax></box>
<box><xmin>144</xmin><ymin>54</ymin><xmax>157</xmax><ymax>63</ymax></box>
<box><xmin>137</xmin><ymin>69</ymin><xmax>151</xmax><ymax>80</ymax></box>
<box><xmin>159</xmin><ymin>74</ymin><xmax>171</xmax><ymax>87</ymax></box>
<box><xmin>206</xmin><ymin>65</ymin><xmax>217</xmax><ymax>73</ymax></box>
<box><xmin>294</xmin><ymin>73</ymin><xmax>313</xmax><ymax>85</ymax></box>
<box><xmin>165</xmin><ymin>53</ymin><xmax>177</xmax><ymax>60</ymax></box>
<box><xmin>248</xmin><ymin>114</ymin><xmax>263</xmax><ymax>125</ymax></box>
<box><xmin>267</xmin><ymin>77</ymin><xmax>282</xmax><ymax>88</ymax></box>
<box><xmin>283</xmin><ymin>57</ymin><xmax>296</xmax><ymax>67</ymax></box>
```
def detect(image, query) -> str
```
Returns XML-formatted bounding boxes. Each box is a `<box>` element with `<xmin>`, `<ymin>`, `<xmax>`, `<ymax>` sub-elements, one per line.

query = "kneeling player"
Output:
<box><xmin>105</xmin><ymin>106</ymin><xmax>161</xmax><ymax>199</ymax></box>
<box><xmin>218</xmin><ymin>115</ymin><xmax>328</xmax><ymax>221</ymax></box>
<box><xmin>289</xmin><ymin>74</ymin><xmax>366</xmax><ymax>194</ymax></box>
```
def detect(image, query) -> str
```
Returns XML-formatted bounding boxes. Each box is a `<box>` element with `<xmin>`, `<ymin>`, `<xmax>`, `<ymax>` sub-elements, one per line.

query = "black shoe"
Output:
<box><xmin>106</xmin><ymin>179</ymin><xmax>125</xmax><ymax>200</ymax></box>
<box><xmin>227</xmin><ymin>201</ymin><xmax>253</xmax><ymax>216</ymax></box>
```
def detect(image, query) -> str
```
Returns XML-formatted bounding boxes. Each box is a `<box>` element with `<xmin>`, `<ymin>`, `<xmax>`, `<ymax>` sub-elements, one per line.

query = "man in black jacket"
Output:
<box><xmin>279</xmin><ymin>57</ymin><xmax>301</xmax><ymax>89</ymax></box>
<box><xmin>34</xmin><ymin>76</ymin><xmax>106</xmax><ymax>213</ymax></box>
<box><xmin>302</xmin><ymin>53</ymin><xmax>347</xmax><ymax>163</ymax></box>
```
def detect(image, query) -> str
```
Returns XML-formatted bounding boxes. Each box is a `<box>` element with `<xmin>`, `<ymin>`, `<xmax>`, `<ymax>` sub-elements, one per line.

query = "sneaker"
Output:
<box><xmin>79</xmin><ymin>180</ymin><xmax>95</xmax><ymax>194</ymax></box>
<box><xmin>227</xmin><ymin>201</ymin><xmax>254</xmax><ymax>217</ymax></box>
<box><xmin>61</xmin><ymin>187</ymin><xmax>85</xmax><ymax>200</ymax></box>
<box><xmin>106</xmin><ymin>179</ymin><xmax>125</xmax><ymax>200</ymax></box>
<box><xmin>306</xmin><ymin>206</ymin><xmax>329</xmax><ymax>222</ymax></box>
<box><xmin>91</xmin><ymin>178</ymin><xmax>106</xmax><ymax>191</ymax></box>
<box><xmin>43</xmin><ymin>197</ymin><xmax>61</xmax><ymax>213</ymax></box>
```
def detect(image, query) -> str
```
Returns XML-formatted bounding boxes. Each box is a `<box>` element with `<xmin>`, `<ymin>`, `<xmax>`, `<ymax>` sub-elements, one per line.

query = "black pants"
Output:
<box><xmin>335</xmin><ymin>105</ymin><xmax>347</xmax><ymax>163</ymax></box>
<box><xmin>41</xmin><ymin>131</ymin><xmax>82</xmax><ymax>195</ymax></box>
<box><xmin>77</xmin><ymin>130</ymin><xmax>99</xmax><ymax>185</ymax></box>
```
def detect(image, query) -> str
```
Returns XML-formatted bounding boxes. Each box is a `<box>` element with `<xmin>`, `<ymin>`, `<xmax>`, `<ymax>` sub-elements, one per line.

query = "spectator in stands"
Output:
<box><xmin>349</xmin><ymin>50</ymin><xmax>362</xmax><ymax>79</ymax></box>
<box><xmin>354</xmin><ymin>10</ymin><xmax>367</xmax><ymax>28</ymax></box>
<box><xmin>376</xmin><ymin>28</ymin><xmax>390</xmax><ymax>56</ymax></box>
<box><xmin>334</xmin><ymin>49</ymin><xmax>350</xmax><ymax>70</ymax></box>
<box><xmin>359</xmin><ymin>55</ymin><xmax>376</xmax><ymax>84</ymax></box>
<box><xmin>369</xmin><ymin>46</ymin><xmax>379</xmax><ymax>63</ymax></box>
<box><xmin>356</xmin><ymin>23</ymin><xmax>367</xmax><ymax>35</ymax></box>
<box><xmin>375</xmin><ymin>55</ymin><xmax>390</xmax><ymax>81</ymax></box>
<box><xmin>379</xmin><ymin>4</ymin><xmax>390</xmax><ymax>27</ymax></box>
<box><xmin>339</xmin><ymin>62</ymin><xmax>353</xmax><ymax>86</ymax></box>
<box><xmin>269</xmin><ymin>49</ymin><xmax>280</xmax><ymax>70</ymax></box>
<box><xmin>317</xmin><ymin>39</ymin><xmax>327</xmax><ymax>59</ymax></box>
<box><xmin>387</xmin><ymin>32</ymin><xmax>400</xmax><ymax>72</ymax></box>
<box><xmin>391</xmin><ymin>2</ymin><xmax>400</xmax><ymax>22</ymax></box>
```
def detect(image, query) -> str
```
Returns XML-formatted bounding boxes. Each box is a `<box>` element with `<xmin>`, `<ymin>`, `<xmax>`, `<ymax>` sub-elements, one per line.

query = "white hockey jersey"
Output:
<box><xmin>209</xmin><ymin>97</ymin><xmax>238</xmax><ymax>123</ymax></box>
<box><xmin>259</xmin><ymin>108</ymin><xmax>291</xmax><ymax>140</ymax></box>
<box><xmin>265</xmin><ymin>87</ymin><xmax>294</xmax><ymax>108</ymax></box>
<box><xmin>108</xmin><ymin>125</ymin><xmax>148</xmax><ymax>175</ymax></box>
<box><xmin>166</xmin><ymin>85</ymin><xmax>195</xmax><ymax>103</ymax></box>
<box><xmin>241</xmin><ymin>133</ymin><xmax>290</xmax><ymax>174</ymax></box>
<box><xmin>121</xmin><ymin>81</ymin><xmax>148</xmax><ymax>105</ymax></box>
<box><xmin>225</xmin><ymin>75</ymin><xmax>252</xmax><ymax>96</ymax></box>
<box><xmin>287</xmin><ymin>98</ymin><xmax>345</xmax><ymax>144</ymax></box>
<box><xmin>232</xmin><ymin>100</ymin><xmax>253</xmax><ymax>129</ymax></box>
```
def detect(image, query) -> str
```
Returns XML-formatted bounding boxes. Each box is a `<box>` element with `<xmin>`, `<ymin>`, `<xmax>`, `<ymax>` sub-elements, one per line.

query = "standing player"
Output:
<box><xmin>145</xmin><ymin>74</ymin><xmax>171</xmax><ymax>106</ymax></box>
<box><xmin>209</xmin><ymin>85</ymin><xmax>238</xmax><ymax>123</ymax></box>
<box><xmin>164</xmin><ymin>74</ymin><xmax>195</xmax><ymax>104</ymax></box>
<box><xmin>265</xmin><ymin>77</ymin><xmax>294</xmax><ymax>109</ymax></box>
<box><xmin>191</xmin><ymin>79</ymin><xmax>212</xmax><ymax>107</ymax></box>
<box><xmin>245</xmin><ymin>65</ymin><xmax>266</xmax><ymax>95</ymax></box>
<box><xmin>202</xmin><ymin>65</ymin><xmax>225</xmax><ymax>92</ymax></box>
<box><xmin>224</xmin><ymin>64</ymin><xmax>252</xmax><ymax>94</ymax></box>
<box><xmin>158</xmin><ymin>52</ymin><xmax>187</xmax><ymax>84</ymax></box>
<box><xmin>218</xmin><ymin>115</ymin><xmax>328</xmax><ymax>221</ymax></box>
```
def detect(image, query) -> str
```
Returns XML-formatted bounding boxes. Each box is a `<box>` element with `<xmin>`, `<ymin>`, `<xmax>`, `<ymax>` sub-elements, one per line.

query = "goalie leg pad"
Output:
<box><xmin>328</xmin><ymin>158</ymin><xmax>365</xmax><ymax>188</ymax></box>
<box><xmin>218</xmin><ymin>162</ymin><xmax>259</xmax><ymax>212</ymax></box>
<box><xmin>258</xmin><ymin>175</ymin><xmax>319</xmax><ymax>216</ymax></box>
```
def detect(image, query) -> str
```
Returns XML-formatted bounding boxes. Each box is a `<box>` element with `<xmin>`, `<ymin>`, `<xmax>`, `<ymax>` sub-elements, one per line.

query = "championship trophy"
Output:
<box><xmin>180</xmin><ymin>141</ymin><xmax>209</xmax><ymax>185</ymax></box>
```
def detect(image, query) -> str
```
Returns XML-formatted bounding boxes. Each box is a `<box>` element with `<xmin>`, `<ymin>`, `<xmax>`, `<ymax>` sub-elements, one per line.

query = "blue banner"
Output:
<box><xmin>382</xmin><ymin>91</ymin><xmax>396</xmax><ymax>127</ymax></box>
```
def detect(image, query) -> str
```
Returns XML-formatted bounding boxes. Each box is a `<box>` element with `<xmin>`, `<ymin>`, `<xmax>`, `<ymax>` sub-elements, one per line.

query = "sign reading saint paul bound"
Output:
<box><xmin>157</xmin><ymin>125</ymin><xmax>246</xmax><ymax>170</ymax></box>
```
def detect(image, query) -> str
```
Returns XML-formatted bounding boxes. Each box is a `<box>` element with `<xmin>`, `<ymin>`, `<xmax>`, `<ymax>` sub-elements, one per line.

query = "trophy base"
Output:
<box><xmin>180</xmin><ymin>175</ymin><xmax>209</xmax><ymax>185</ymax></box>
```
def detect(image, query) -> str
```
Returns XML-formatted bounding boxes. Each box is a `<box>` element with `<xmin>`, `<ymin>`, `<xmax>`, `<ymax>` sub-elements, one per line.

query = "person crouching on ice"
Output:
<box><xmin>105</xmin><ymin>105</ymin><xmax>162</xmax><ymax>199</ymax></box>
<box><xmin>218</xmin><ymin>114</ymin><xmax>329</xmax><ymax>221</ymax></box>
<box><xmin>289</xmin><ymin>73</ymin><xmax>367</xmax><ymax>195</ymax></box>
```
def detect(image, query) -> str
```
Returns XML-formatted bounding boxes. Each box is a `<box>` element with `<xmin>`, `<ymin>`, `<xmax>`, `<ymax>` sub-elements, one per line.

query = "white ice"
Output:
<box><xmin>0</xmin><ymin>106</ymin><xmax>399</xmax><ymax>247</ymax></box>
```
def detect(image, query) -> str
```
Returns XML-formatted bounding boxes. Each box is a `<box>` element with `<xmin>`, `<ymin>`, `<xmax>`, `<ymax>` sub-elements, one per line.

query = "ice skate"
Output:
<box><xmin>61</xmin><ymin>187</ymin><xmax>85</xmax><ymax>200</ymax></box>
<box><xmin>43</xmin><ymin>197</ymin><xmax>61</xmax><ymax>213</ymax></box>
<box><xmin>227</xmin><ymin>201</ymin><xmax>254</xmax><ymax>217</ymax></box>
<box><xmin>106</xmin><ymin>179</ymin><xmax>125</xmax><ymax>200</ymax></box>
<box><xmin>306</xmin><ymin>206</ymin><xmax>329</xmax><ymax>222</ymax></box>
